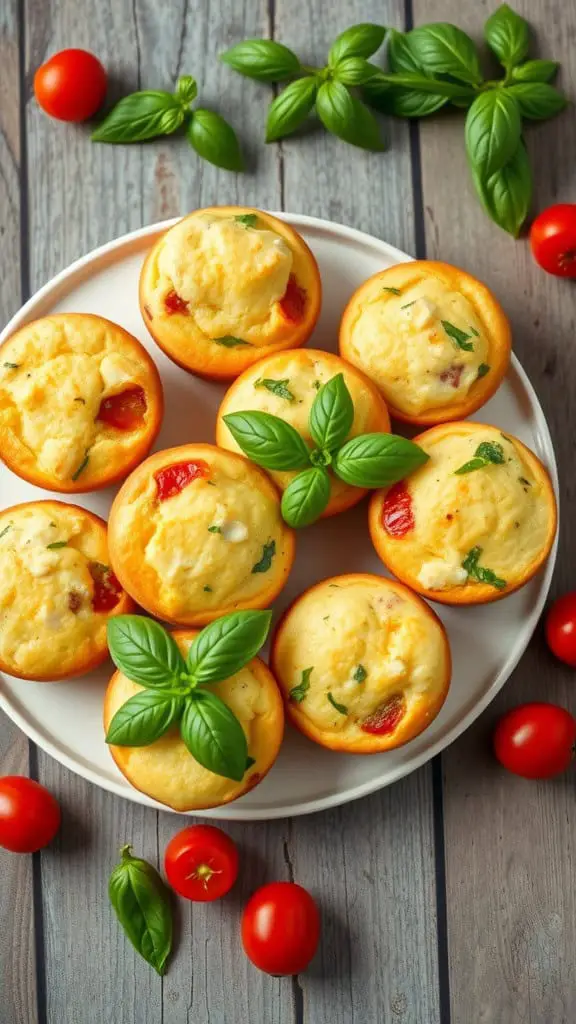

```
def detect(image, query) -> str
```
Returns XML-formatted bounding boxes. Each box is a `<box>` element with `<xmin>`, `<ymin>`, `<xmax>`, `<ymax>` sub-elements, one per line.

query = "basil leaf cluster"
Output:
<box><xmin>105</xmin><ymin>611</ymin><xmax>272</xmax><ymax>781</ymax></box>
<box><xmin>92</xmin><ymin>74</ymin><xmax>243</xmax><ymax>172</ymax></box>
<box><xmin>224</xmin><ymin>373</ymin><xmax>428</xmax><ymax>528</ymax></box>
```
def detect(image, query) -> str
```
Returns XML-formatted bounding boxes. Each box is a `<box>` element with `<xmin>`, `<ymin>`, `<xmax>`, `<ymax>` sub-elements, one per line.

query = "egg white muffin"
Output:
<box><xmin>369</xmin><ymin>422</ymin><xmax>557</xmax><ymax>605</ymax></box>
<box><xmin>0</xmin><ymin>314</ymin><xmax>163</xmax><ymax>492</ymax></box>
<box><xmin>339</xmin><ymin>261</ymin><xmax>511</xmax><ymax>424</ymax></box>
<box><xmin>216</xmin><ymin>348</ymin><xmax>390</xmax><ymax>517</ymax></box>
<box><xmin>104</xmin><ymin>631</ymin><xmax>284</xmax><ymax>811</ymax></box>
<box><xmin>0</xmin><ymin>501</ymin><xmax>133</xmax><ymax>681</ymax></box>
<box><xmin>108</xmin><ymin>444</ymin><xmax>295</xmax><ymax>626</ymax></box>
<box><xmin>139</xmin><ymin>206</ymin><xmax>321</xmax><ymax>379</ymax></box>
<box><xmin>271</xmin><ymin>574</ymin><xmax>451</xmax><ymax>753</ymax></box>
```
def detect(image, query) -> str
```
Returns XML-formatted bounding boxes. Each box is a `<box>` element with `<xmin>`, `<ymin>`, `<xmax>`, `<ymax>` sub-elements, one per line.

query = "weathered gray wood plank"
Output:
<box><xmin>0</xmin><ymin>3</ymin><xmax>38</xmax><ymax>1022</ymax></box>
<box><xmin>414</xmin><ymin>1</ymin><xmax>576</xmax><ymax>1021</ymax></box>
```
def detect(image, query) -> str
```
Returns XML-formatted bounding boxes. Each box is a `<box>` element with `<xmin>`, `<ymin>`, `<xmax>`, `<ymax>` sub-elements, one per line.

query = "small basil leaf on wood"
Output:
<box><xmin>309</xmin><ymin>373</ymin><xmax>354</xmax><ymax>452</ymax></box>
<box><xmin>328</xmin><ymin>23</ymin><xmax>387</xmax><ymax>65</ymax></box>
<box><xmin>365</xmin><ymin>28</ymin><xmax>451</xmax><ymax>118</ymax></box>
<box><xmin>372</xmin><ymin>86</ymin><xmax>448</xmax><ymax>119</ymax></box>
<box><xmin>223</xmin><ymin>410</ymin><xmax>311</xmax><ymax>470</ymax></box>
<box><xmin>332</xmin><ymin>57</ymin><xmax>378</xmax><ymax>86</ymax></box>
<box><xmin>281</xmin><ymin>467</ymin><xmax>331</xmax><ymax>528</ymax></box>
<box><xmin>107</xmin><ymin>615</ymin><xmax>188</xmax><ymax>688</ymax></box>
<box><xmin>484</xmin><ymin>3</ymin><xmax>530</xmax><ymax>70</ymax></box>
<box><xmin>176</xmin><ymin>75</ymin><xmax>197</xmax><ymax>105</ymax></box>
<box><xmin>317</xmin><ymin>81</ymin><xmax>385</xmax><ymax>151</ymax></box>
<box><xmin>180</xmin><ymin>691</ymin><xmax>248</xmax><ymax>781</ymax></box>
<box><xmin>187</xmin><ymin>610</ymin><xmax>272</xmax><ymax>683</ymax></box>
<box><xmin>265</xmin><ymin>77</ymin><xmax>318</xmax><ymax>143</ymax></box>
<box><xmin>511</xmin><ymin>59</ymin><xmax>559</xmax><ymax>84</ymax></box>
<box><xmin>408</xmin><ymin>24</ymin><xmax>482</xmax><ymax>86</ymax></box>
<box><xmin>465</xmin><ymin>90</ymin><xmax>522</xmax><ymax>179</ymax></box>
<box><xmin>106</xmin><ymin>691</ymin><xmax>184</xmax><ymax>746</ymax></box>
<box><xmin>334</xmin><ymin>433</ymin><xmax>428</xmax><ymax>489</ymax></box>
<box><xmin>187</xmin><ymin>109</ymin><xmax>244</xmax><ymax>171</ymax></box>
<box><xmin>92</xmin><ymin>92</ymin><xmax>184</xmax><ymax>143</ymax></box>
<box><xmin>507</xmin><ymin>83</ymin><xmax>567</xmax><ymax>121</ymax></box>
<box><xmin>471</xmin><ymin>141</ymin><xmax>532</xmax><ymax>237</ymax></box>
<box><xmin>109</xmin><ymin>846</ymin><xmax>173</xmax><ymax>976</ymax></box>
<box><xmin>221</xmin><ymin>39</ymin><xmax>301</xmax><ymax>81</ymax></box>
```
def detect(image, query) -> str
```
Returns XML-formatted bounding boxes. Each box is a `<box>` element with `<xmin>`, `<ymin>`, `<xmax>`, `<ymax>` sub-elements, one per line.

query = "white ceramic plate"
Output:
<box><xmin>0</xmin><ymin>214</ymin><xmax>558</xmax><ymax>820</ymax></box>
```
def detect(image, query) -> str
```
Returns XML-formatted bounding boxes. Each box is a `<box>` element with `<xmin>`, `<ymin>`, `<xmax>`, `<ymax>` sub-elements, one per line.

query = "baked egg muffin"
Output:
<box><xmin>271</xmin><ymin>574</ymin><xmax>451</xmax><ymax>753</ymax></box>
<box><xmin>0</xmin><ymin>501</ymin><xmax>133</xmax><ymax>681</ymax></box>
<box><xmin>216</xmin><ymin>348</ymin><xmax>390</xmax><ymax>517</ymax></box>
<box><xmin>0</xmin><ymin>314</ymin><xmax>163</xmax><ymax>492</ymax></box>
<box><xmin>369</xmin><ymin>422</ymin><xmax>557</xmax><ymax>605</ymax></box>
<box><xmin>339</xmin><ymin>261</ymin><xmax>511</xmax><ymax>424</ymax></box>
<box><xmin>108</xmin><ymin>444</ymin><xmax>295</xmax><ymax>625</ymax></box>
<box><xmin>104</xmin><ymin>630</ymin><xmax>284</xmax><ymax>811</ymax></box>
<box><xmin>139</xmin><ymin>206</ymin><xmax>321</xmax><ymax>380</ymax></box>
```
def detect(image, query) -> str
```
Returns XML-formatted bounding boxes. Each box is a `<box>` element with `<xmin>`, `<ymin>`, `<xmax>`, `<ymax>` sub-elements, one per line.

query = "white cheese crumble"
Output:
<box><xmin>220</xmin><ymin>520</ymin><xmax>249</xmax><ymax>544</ymax></box>
<box><xmin>417</xmin><ymin>559</ymin><xmax>468</xmax><ymax>591</ymax></box>
<box><xmin>409</xmin><ymin>297</ymin><xmax>437</xmax><ymax>329</ymax></box>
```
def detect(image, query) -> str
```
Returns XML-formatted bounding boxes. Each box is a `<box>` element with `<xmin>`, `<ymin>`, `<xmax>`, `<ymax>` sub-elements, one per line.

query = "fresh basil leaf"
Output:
<box><xmin>441</xmin><ymin>320</ymin><xmax>474</xmax><ymax>351</ymax></box>
<box><xmin>180</xmin><ymin>690</ymin><xmax>248</xmax><ymax>781</ymax></box>
<box><xmin>454</xmin><ymin>456</ymin><xmax>486</xmax><ymax>475</ymax></box>
<box><xmin>281</xmin><ymin>467</ymin><xmax>331</xmax><ymax>528</ymax></box>
<box><xmin>176</xmin><ymin>75</ymin><xmax>197</xmax><ymax>105</ymax></box>
<box><xmin>316</xmin><ymin>81</ymin><xmax>385</xmax><ymax>151</ymax></box>
<box><xmin>223</xmin><ymin>410</ymin><xmax>311</xmax><ymax>470</ymax></box>
<box><xmin>92</xmin><ymin>92</ymin><xmax>184</xmax><ymax>143</ymax></box>
<box><xmin>187</xmin><ymin>109</ymin><xmax>244</xmax><ymax>171</ymax></box>
<box><xmin>477</xmin><ymin>363</ymin><xmax>490</xmax><ymax>378</ymax></box>
<box><xmin>333</xmin><ymin>57</ymin><xmax>379</xmax><ymax>85</ymax></box>
<box><xmin>329</xmin><ymin>23</ymin><xmax>387</xmax><ymax>66</ymax></box>
<box><xmin>221</xmin><ymin>39</ymin><xmax>301</xmax><ymax>81</ymax></box>
<box><xmin>388</xmin><ymin>28</ymin><xmax>425</xmax><ymax>73</ymax></box>
<box><xmin>334</xmin><ymin>433</ymin><xmax>428</xmax><ymax>489</ymax></box>
<box><xmin>465</xmin><ymin>90</ymin><xmax>521</xmax><ymax>179</ymax></box>
<box><xmin>187</xmin><ymin>610</ymin><xmax>272</xmax><ymax>684</ymax></box>
<box><xmin>107</xmin><ymin>615</ymin><xmax>188</xmax><ymax>688</ymax></box>
<box><xmin>106</xmin><ymin>691</ymin><xmax>184</xmax><ymax>746</ymax></box>
<box><xmin>507</xmin><ymin>83</ymin><xmax>567</xmax><ymax>121</ymax></box>
<box><xmin>109</xmin><ymin>846</ymin><xmax>172</xmax><ymax>976</ymax></box>
<box><xmin>309</xmin><ymin>373</ymin><xmax>354</xmax><ymax>452</ymax></box>
<box><xmin>408</xmin><ymin>24</ymin><xmax>482</xmax><ymax>86</ymax></box>
<box><xmin>471</xmin><ymin>141</ymin><xmax>532</xmax><ymax>237</ymax></box>
<box><xmin>484</xmin><ymin>3</ymin><xmax>529</xmax><ymax>70</ymax></box>
<box><xmin>476</xmin><ymin>441</ymin><xmax>505</xmax><ymax>464</ymax></box>
<box><xmin>511</xmin><ymin>59</ymin><xmax>559</xmax><ymax>84</ymax></box>
<box><xmin>214</xmin><ymin>336</ymin><xmax>250</xmax><ymax>347</ymax></box>
<box><xmin>365</xmin><ymin>27</ymin><xmax>451</xmax><ymax>117</ymax></box>
<box><xmin>462</xmin><ymin>546</ymin><xmax>507</xmax><ymax>590</ymax></box>
<box><xmin>265</xmin><ymin>77</ymin><xmax>318</xmax><ymax>143</ymax></box>
<box><xmin>252</xmin><ymin>540</ymin><xmax>276</xmax><ymax>574</ymax></box>
<box><xmin>289</xmin><ymin>666</ymin><xmax>313</xmax><ymax>703</ymax></box>
<box><xmin>365</xmin><ymin>70</ymin><xmax>474</xmax><ymax>101</ymax></box>
<box><xmin>235</xmin><ymin>213</ymin><xmax>258</xmax><ymax>227</ymax></box>
<box><xmin>380</xmin><ymin>88</ymin><xmax>448</xmax><ymax>118</ymax></box>
<box><xmin>254</xmin><ymin>377</ymin><xmax>295</xmax><ymax>401</ymax></box>
<box><xmin>327</xmin><ymin>692</ymin><xmax>348</xmax><ymax>715</ymax></box>
<box><xmin>353</xmin><ymin>664</ymin><xmax>367</xmax><ymax>683</ymax></box>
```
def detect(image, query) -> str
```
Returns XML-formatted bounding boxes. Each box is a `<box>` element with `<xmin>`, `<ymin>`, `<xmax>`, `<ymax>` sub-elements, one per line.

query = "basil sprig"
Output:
<box><xmin>224</xmin><ymin>373</ymin><xmax>428</xmax><ymax>528</ymax></box>
<box><xmin>92</xmin><ymin>74</ymin><xmax>243</xmax><ymax>172</ymax></box>
<box><xmin>106</xmin><ymin>611</ymin><xmax>272</xmax><ymax>781</ymax></box>
<box><xmin>109</xmin><ymin>845</ymin><xmax>173</xmax><ymax>976</ymax></box>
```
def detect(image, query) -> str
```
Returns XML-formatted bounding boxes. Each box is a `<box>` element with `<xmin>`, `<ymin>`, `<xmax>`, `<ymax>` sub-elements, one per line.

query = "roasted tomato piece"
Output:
<box><xmin>154</xmin><ymin>460</ymin><xmax>210</xmax><ymax>501</ymax></box>
<box><xmin>165</xmin><ymin>290</ymin><xmax>189</xmax><ymax>314</ymax></box>
<box><xmin>97</xmin><ymin>386</ymin><xmax>147</xmax><ymax>430</ymax></box>
<box><xmin>439</xmin><ymin>365</ymin><xmax>463</xmax><ymax>388</ymax></box>
<box><xmin>382</xmin><ymin>482</ymin><xmax>414</xmax><ymax>537</ymax></box>
<box><xmin>90</xmin><ymin>562</ymin><xmax>123</xmax><ymax>612</ymax></box>
<box><xmin>362</xmin><ymin>694</ymin><xmax>406</xmax><ymax>735</ymax></box>
<box><xmin>279</xmin><ymin>274</ymin><xmax>307</xmax><ymax>322</ymax></box>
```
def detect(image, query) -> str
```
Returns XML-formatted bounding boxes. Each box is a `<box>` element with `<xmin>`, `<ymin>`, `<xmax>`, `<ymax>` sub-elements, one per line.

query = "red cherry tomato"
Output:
<box><xmin>362</xmin><ymin>694</ymin><xmax>406</xmax><ymax>735</ymax></box>
<box><xmin>242</xmin><ymin>882</ymin><xmax>320</xmax><ymax>975</ymax></box>
<box><xmin>493</xmin><ymin>703</ymin><xmax>576</xmax><ymax>779</ymax></box>
<box><xmin>165</xmin><ymin>290</ymin><xmax>189</xmax><ymax>315</ymax></box>
<box><xmin>164</xmin><ymin>825</ymin><xmax>239</xmax><ymax>902</ymax></box>
<box><xmin>34</xmin><ymin>49</ymin><xmax>107</xmax><ymax>123</ymax></box>
<box><xmin>530</xmin><ymin>204</ymin><xmax>576</xmax><ymax>278</ymax></box>
<box><xmin>154</xmin><ymin>460</ymin><xmax>210</xmax><ymax>501</ymax></box>
<box><xmin>97</xmin><ymin>387</ymin><xmax>147</xmax><ymax>431</ymax></box>
<box><xmin>546</xmin><ymin>592</ymin><xmax>576</xmax><ymax>667</ymax></box>
<box><xmin>0</xmin><ymin>776</ymin><xmax>61</xmax><ymax>853</ymax></box>
<box><xmin>382</xmin><ymin>481</ymin><xmax>414</xmax><ymax>537</ymax></box>
<box><xmin>278</xmin><ymin>275</ymin><xmax>307</xmax><ymax>322</ymax></box>
<box><xmin>89</xmin><ymin>562</ymin><xmax>123</xmax><ymax>612</ymax></box>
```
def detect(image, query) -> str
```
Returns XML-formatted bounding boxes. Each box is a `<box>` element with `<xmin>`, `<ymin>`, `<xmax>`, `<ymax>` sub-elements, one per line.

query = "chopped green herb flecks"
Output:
<box><xmin>353</xmin><ymin>664</ymin><xmax>367</xmax><ymax>683</ymax></box>
<box><xmin>203</xmin><ymin>585</ymin><xmax>213</xmax><ymax>592</ymax></box>
<box><xmin>3</xmin><ymin>362</ymin><xmax>20</xmax><ymax>369</ymax></box>
<box><xmin>519</xmin><ymin>476</ymin><xmax>531</xmax><ymax>487</ymax></box>
<box><xmin>441</xmin><ymin>321</ymin><xmax>474</xmax><ymax>351</ymax></box>
<box><xmin>254</xmin><ymin>377</ymin><xmax>295</xmax><ymax>402</ymax></box>
<box><xmin>47</xmin><ymin>541</ymin><xmax>67</xmax><ymax>550</ymax></box>
<box><xmin>235</xmin><ymin>213</ymin><xmax>258</xmax><ymax>228</ymax></box>
<box><xmin>469</xmin><ymin>326</ymin><xmax>480</xmax><ymax>337</ymax></box>
<box><xmin>251</xmin><ymin>539</ymin><xmax>276</xmax><ymax>574</ymax></box>
<box><xmin>206</xmin><ymin>480</ymin><xmax>217</xmax><ymax>487</ymax></box>
<box><xmin>383</xmin><ymin>286</ymin><xmax>401</xmax><ymax>296</ymax></box>
<box><xmin>327</xmin><ymin>692</ymin><xmax>348</xmax><ymax>715</ymax></box>
<box><xmin>289</xmin><ymin>667</ymin><xmax>313</xmax><ymax>703</ymax></box>
<box><xmin>400</xmin><ymin>300</ymin><xmax>416</xmax><ymax>310</ymax></box>
<box><xmin>462</xmin><ymin>546</ymin><xmax>506</xmax><ymax>590</ymax></box>
<box><xmin>455</xmin><ymin>441</ymin><xmax>505</xmax><ymax>475</ymax></box>
<box><xmin>71</xmin><ymin>452</ymin><xmax>90</xmax><ymax>481</ymax></box>
<box><xmin>208</xmin><ymin>525</ymin><xmax>222</xmax><ymax>534</ymax></box>
<box><xmin>477</xmin><ymin>363</ymin><xmax>490</xmax><ymax>379</ymax></box>
<box><xmin>0</xmin><ymin>524</ymin><xmax>12</xmax><ymax>540</ymax></box>
<box><xmin>312</xmin><ymin>380</ymin><xmax>322</xmax><ymax>390</ymax></box>
<box><xmin>214</xmin><ymin>336</ymin><xmax>250</xmax><ymax>347</ymax></box>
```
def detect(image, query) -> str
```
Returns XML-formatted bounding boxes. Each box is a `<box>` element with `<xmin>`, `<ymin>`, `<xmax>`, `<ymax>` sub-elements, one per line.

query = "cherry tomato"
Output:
<box><xmin>546</xmin><ymin>592</ymin><xmax>576</xmax><ymax>667</ymax></box>
<box><xmin>164</xmin><ymin>825</ymin><xmax>239</xmax><ymax>902</ymax></box>
<box><xmin>97</xmin><ymin>387</ymin><xmax>147</xmax><ymax>431</ymax></box>
<box><xmin>530</xmin><ymin>204</ymin><xmax>576</xmax><ymax>278</ymax></box>
<box><xmin>0</xmin><ymin>776</ymin><xmax>61</xmax><ymax>853</ymax></box>
<box><xmin>34</xmin><ymin>49</ymin><xmax>107</xmax><ymax>122</ymax></box>
<box><xmin>382</xmin><ymin>482</ymin><xmax>414</xmax><ymax>538</ymax></box>
<box><xmin>362</xmin><ymin>694</ymin><xmax>406</xmax><ymax>735</ymax></box>
<box><xmin>493</xmin><ymin>703</ymin><xmax>576</xmax><ymax>779</ymax></box>
<box><xmin>242</xmin><ymin>882</ymin><xmax>320</xmax><ymax>975</ymax></box>
<box><xmin>154</xmin><ymin>460</ymin><xmax>210</xmax><ymax>501</ymax></box>
<box><xmin>278</xmin><ymin>275</ymin><xmax>307</xmax><ymax>322</ymax></box>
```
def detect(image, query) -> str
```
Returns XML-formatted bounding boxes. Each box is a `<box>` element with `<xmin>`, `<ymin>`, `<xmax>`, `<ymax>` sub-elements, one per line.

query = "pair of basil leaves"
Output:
<box><xmin>105</xmin><ymin>610</ymin><xmax>271</xmax><ymax>781</ymax></box>
<box><xmin>224</xmin><ymin>373</ymin><xmax>428</xmax><ymax>528</ymax></box>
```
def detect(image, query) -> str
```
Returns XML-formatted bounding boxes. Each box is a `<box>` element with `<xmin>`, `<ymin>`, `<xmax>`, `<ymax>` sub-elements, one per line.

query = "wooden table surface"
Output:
<box><xmin>1</xmin><ymin>2</ymin><xmax>575</xmax><ymax>1022</ymax></box>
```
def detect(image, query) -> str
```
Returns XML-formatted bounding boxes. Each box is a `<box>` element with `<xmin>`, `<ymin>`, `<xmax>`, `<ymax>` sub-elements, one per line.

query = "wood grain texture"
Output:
<box><xmin>413</xmin><ymin>1</ymin><xmax>576</xmax><ymax>1021</ymax></box>
<box><xmin>0</xmin><ymin>3</ymin><xmax>38</xmax><ymax>1022</ymax></box>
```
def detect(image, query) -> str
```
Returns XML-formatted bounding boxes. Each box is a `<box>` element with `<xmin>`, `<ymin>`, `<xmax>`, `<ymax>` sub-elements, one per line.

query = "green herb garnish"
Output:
<box><xmin>312</xmin><ymin>380</ymin><xmax>322</xmax><ymax>390</ymax></box>
<box><xmin>353</xmin><ymin>664</ymin><xmax>367</xmax><ymax>683</ymax></box>
<box><xmin>462</xmin><ymin>546</ymin><xmax>507</xmax><ymax>590</ymax></box>
<box><xmin>254</xmin><ymin>377</ymin><xmax>295</xmax><ymax>402</ymax></box>
<box><xmin>3</xmin><ymin>362</ymin><xmax>20</xmax><ymax>369</ymax></box>
<box><xmin>215</xmin><ymin>336</ymin><xmax>250</xmax><ymax>347</ymax></box>
<box><xmin>251</xmin><ymin>539</ymin><xmax>276</xmax><ymax>574</ymax></box>
<box><xmin>71</xmin><ymin>452</ymin><xmax>90</xmax><ymax>481</ymax></box>
<box><xmin>208</xmin><ymin>525</ymin><xmax>222</xmax><ymax>533</ymax></box>
<box><xmin>235</xmin><ymin>213</ymin><xmax>257</xmax><ymax>227</ymax></box>
<box><xmin>469</xmin><ymin>326</ymin><xmax>480</xmax><ymax>337</ymax></box>
<box><xmin>400</xmin><ymin>300</ymin><xmax>416</xmax><ymax>310</ymax></box>
<box><xmin>519</xmin><ymin>476</ymin><xmax>531</xmax><ymax>487</ymax></box>
<box><xmin>109</xmin><ymin>845</ymin><xmax>173</xmax><ymax>976</ymax></box>
<box><xmin>203</xmin><ymin>585</ymin><xmax>213</xmax><ymax>592</ymax></box>
<box><xmin>455</xmin><ymin>441</ymin><xmax>505</xmax><ymax>475</ymax></box>
<box><xmin>441</xmin><ymin>320</ymin><xmax>474</xmax><ymax>351</ymax></box>
<box><xmin>383</xmin><ymin>286</ymin><xmax>401</xmax><ymax>295</ymax></box>
<box><xmin>47</xmin><ymin>541</ymin><xmax>67</xmax><ymax>550</ymax></box>
<box><xmin>0</xmin><ymin>524</ymin><xmax>12</xmax><ymax>540</ymax></box>
<box><xmin>477</xmin><ymin>363</ymin><xmax>490</xmax><ymax>378</ymax></box>
<box><xmin>289</xmin><ymin>667</ymin><xmax>313</xmax><ymax>703</ymax></box>
<box><xmin>327</xmin><ymin>692</ymin><xmax>348</xmax><ymax>715</ymax></box>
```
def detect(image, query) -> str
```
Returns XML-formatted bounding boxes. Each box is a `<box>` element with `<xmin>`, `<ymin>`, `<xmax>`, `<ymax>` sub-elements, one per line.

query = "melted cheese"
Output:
<box><xmin>273</xmin><ymin>577</ymin><xmax>448</xmax><ymax>740</ymax></box>
<box><xmin>346</xmin><ymin>277</ymin><xmax>489</xmax><ymax>415</ymax></box>
<box><xmin>0</xmin><ymin>503</ymin><xmax>116</xmax><ymax>677</ymax></box>
<box><xmin>0</xmin><ymin>315</ymin><xmax>157</xmax><ymax>484</ymax></box>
